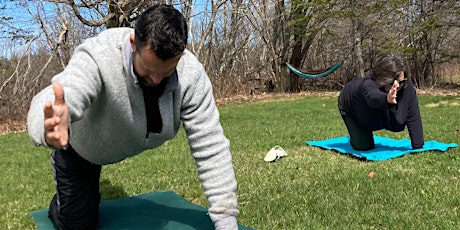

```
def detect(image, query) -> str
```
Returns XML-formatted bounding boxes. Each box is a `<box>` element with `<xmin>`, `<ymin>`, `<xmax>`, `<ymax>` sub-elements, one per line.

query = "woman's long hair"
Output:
<box><xmin>372</xmin><ymin>53</ymin><xmax>410</xmax><ymax>89</ymax></box>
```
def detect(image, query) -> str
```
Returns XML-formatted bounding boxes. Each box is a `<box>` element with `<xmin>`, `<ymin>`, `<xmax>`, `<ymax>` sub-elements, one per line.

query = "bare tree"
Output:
<box><xmin>245</xmin><ymin>0</ymin><xmax>290</xmax><ymax>92</ymax></box>
<box><xmin>402</xmin><ymin>0</ymin><xmax>459</xmax><ymax>87</ymax></box>
<box><xmin>43</xmin><ymin>0</ymin><xmax>157</xmax><ymax>28</ymax></box>
<box><xmin>190</xmin><ymin>0</ymin><xmax>227</xmax><ymax>61</ymax></box>
<box><xmin>349</xmin><ymin>0</ymin><xmax>365</xmax><ymax>78</ymax></box>
<box><xmin>0</xmin><ymin>0</ymin><xmax>91</xmax><ymax>124</ymax></box>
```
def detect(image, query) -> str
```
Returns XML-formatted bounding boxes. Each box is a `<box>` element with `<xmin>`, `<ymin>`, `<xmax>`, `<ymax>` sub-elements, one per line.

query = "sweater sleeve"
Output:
<box><xmin>179</xmin><ymin>63</ymin><xmax>239</xmax><ymax>222</ymax></box>
<box><xmin>405</xmin><ymin>83</ymin><xmax>424</xmax><ymax>149</ymax></box>
<box><xmin>27</xmin><ymin>40</ymin><xmax>102</xmax><ymax>147</ymax></box>
<box><xmin>361</xmin><ymin>78</ymin><xmax>390</xmax><ymax>109</ymax></box>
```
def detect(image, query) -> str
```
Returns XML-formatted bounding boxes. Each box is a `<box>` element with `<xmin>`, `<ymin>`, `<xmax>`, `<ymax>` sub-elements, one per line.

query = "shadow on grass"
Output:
<box><xmin>100</xmin><ymin>179</ymin><xmax>128</xmax><ymax>200</ymax></box>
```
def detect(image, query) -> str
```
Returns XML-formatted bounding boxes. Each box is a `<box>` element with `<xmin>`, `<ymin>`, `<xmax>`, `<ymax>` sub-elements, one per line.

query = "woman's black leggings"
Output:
<box><xmin>338</xmin><ymin>93</ymin><xmax>375</xmax><ymax>151</ymax></box>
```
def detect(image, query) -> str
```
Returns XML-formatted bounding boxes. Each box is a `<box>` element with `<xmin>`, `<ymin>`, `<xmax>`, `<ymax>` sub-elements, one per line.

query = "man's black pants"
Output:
<box><xmin>48</xmin><ymin>145</ymin><xmax>101</xmax><ymax>230</ymax></box>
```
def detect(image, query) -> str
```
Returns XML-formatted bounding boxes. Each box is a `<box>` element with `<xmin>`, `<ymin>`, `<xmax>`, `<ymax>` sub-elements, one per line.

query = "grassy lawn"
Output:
<box><xmin>1</xmin><ymin>93</ymin><xmax>459</xmax><ymax>229</ymax></box>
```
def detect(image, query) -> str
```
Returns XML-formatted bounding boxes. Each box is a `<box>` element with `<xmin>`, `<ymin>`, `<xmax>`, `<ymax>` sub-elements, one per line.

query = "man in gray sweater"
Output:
<box><xmin>27</xmin><ymin>4</ymin><xmax>239</xmax><ymax>229</ymax></box>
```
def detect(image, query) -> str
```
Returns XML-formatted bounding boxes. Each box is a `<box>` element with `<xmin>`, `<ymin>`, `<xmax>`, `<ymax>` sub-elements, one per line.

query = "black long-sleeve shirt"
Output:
<box><xmin>339</xmin><ymin>76</ymin><xmax>424</xmax><ymax>149</ymax></box>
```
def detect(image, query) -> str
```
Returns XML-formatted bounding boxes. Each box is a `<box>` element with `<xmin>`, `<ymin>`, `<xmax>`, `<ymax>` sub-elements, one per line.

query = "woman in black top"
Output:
<box><xmin>338</xmin><ymin>53</ymin><xmax>424</xmax><ymax>150</ymax></box>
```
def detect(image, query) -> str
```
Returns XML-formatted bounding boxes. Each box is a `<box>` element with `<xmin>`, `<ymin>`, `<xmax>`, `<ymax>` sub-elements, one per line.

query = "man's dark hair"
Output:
<box><xmin>134</xmin><ymin>4</ymin><xmax>188</xmax><ymax>60</ymax></box>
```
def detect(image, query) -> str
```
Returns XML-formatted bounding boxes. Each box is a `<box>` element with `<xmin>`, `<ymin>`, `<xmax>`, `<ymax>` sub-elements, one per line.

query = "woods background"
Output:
<box><xmin>1</xmin><ymin>0</ymin><xmax>459</xmax><ymax>130</ymax></box>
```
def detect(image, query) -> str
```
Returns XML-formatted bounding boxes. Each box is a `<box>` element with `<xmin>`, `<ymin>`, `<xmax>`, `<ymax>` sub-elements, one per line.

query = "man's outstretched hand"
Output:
<box><xmin>44</xmin><ymin>82</ymin><xmax>69</xmax><ymax>148</ymax></box>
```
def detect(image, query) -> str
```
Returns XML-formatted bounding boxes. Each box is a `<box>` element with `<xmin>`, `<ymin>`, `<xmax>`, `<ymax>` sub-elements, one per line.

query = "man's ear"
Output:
<box><xmin>129</xmin><ymin>34</ymin><xmax>136</xmax><ymax>52</ymax></box>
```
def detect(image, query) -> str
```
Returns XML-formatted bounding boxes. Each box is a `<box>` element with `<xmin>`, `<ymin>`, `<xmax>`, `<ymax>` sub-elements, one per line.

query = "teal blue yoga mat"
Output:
<box><xmin>30</xmin><ymin>190</ymin><xmax>252</xmax><ymax>230</ymax></box>
<box><xmin>306</xmin><ymin>136</ymin><xmax>458</xmax><ymax>161</ymax></box>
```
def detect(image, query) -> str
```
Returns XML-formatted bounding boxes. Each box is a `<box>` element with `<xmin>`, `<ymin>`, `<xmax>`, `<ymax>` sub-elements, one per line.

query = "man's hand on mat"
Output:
<box><xmin>44</xmin><ymin>82</ymin><xmax>69</xmax><ymax>148</ymax></box>
<box><xmin>387</xmin><ymin>79</ymin><xmax>399</xmax><ymax>104</ymax></box>
<box><xmin>214</xmin><ymin>216</ymin><xmax>238</xmax><ymax>230</ymax></box>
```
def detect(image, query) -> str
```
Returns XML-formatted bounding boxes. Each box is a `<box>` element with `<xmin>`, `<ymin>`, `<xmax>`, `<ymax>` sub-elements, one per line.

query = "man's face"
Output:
<box><xmin>132</xmin><ymin>45</ymin><xmax>182</xmax><ymax>86</ymax></box>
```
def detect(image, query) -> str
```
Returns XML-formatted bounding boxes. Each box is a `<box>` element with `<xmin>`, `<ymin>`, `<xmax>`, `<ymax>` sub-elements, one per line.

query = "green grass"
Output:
<box><xmin>1</xmin><ymin>93</ymin><xmax>459</xmax><ymax>229</ymax></box>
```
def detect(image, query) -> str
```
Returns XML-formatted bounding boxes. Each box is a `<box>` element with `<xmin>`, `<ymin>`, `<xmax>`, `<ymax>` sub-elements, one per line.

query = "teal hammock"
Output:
<box><xmin>286</xmin><ymin>61</ymin><xmax>342</xmax><ymax>79</ymax></box>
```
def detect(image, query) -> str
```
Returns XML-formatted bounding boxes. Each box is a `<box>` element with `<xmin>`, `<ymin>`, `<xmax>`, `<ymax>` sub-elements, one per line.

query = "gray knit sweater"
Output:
<box><xmin>27</xmin><ymin>28</ymin><xmax>238</xmax><ymax>222</ymax></box>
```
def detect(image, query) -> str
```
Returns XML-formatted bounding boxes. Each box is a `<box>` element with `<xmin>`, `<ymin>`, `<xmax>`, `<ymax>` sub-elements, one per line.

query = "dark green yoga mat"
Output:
<box><xmin>30</xmin><ymin>190</ymin><xmax>252</xmax><ymax>229</ymax></box>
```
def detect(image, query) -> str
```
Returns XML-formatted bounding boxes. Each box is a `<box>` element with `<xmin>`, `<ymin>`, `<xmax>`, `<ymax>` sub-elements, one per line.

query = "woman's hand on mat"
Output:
<box><xmin>44</xmin><ymin>82</ymin><xmax>69</xmax><ymax>148</ymax></box>
<box><xmin>387</xmin><ymin>79</ymin><xmax>399</xmax><ymax>104</ymax></box>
